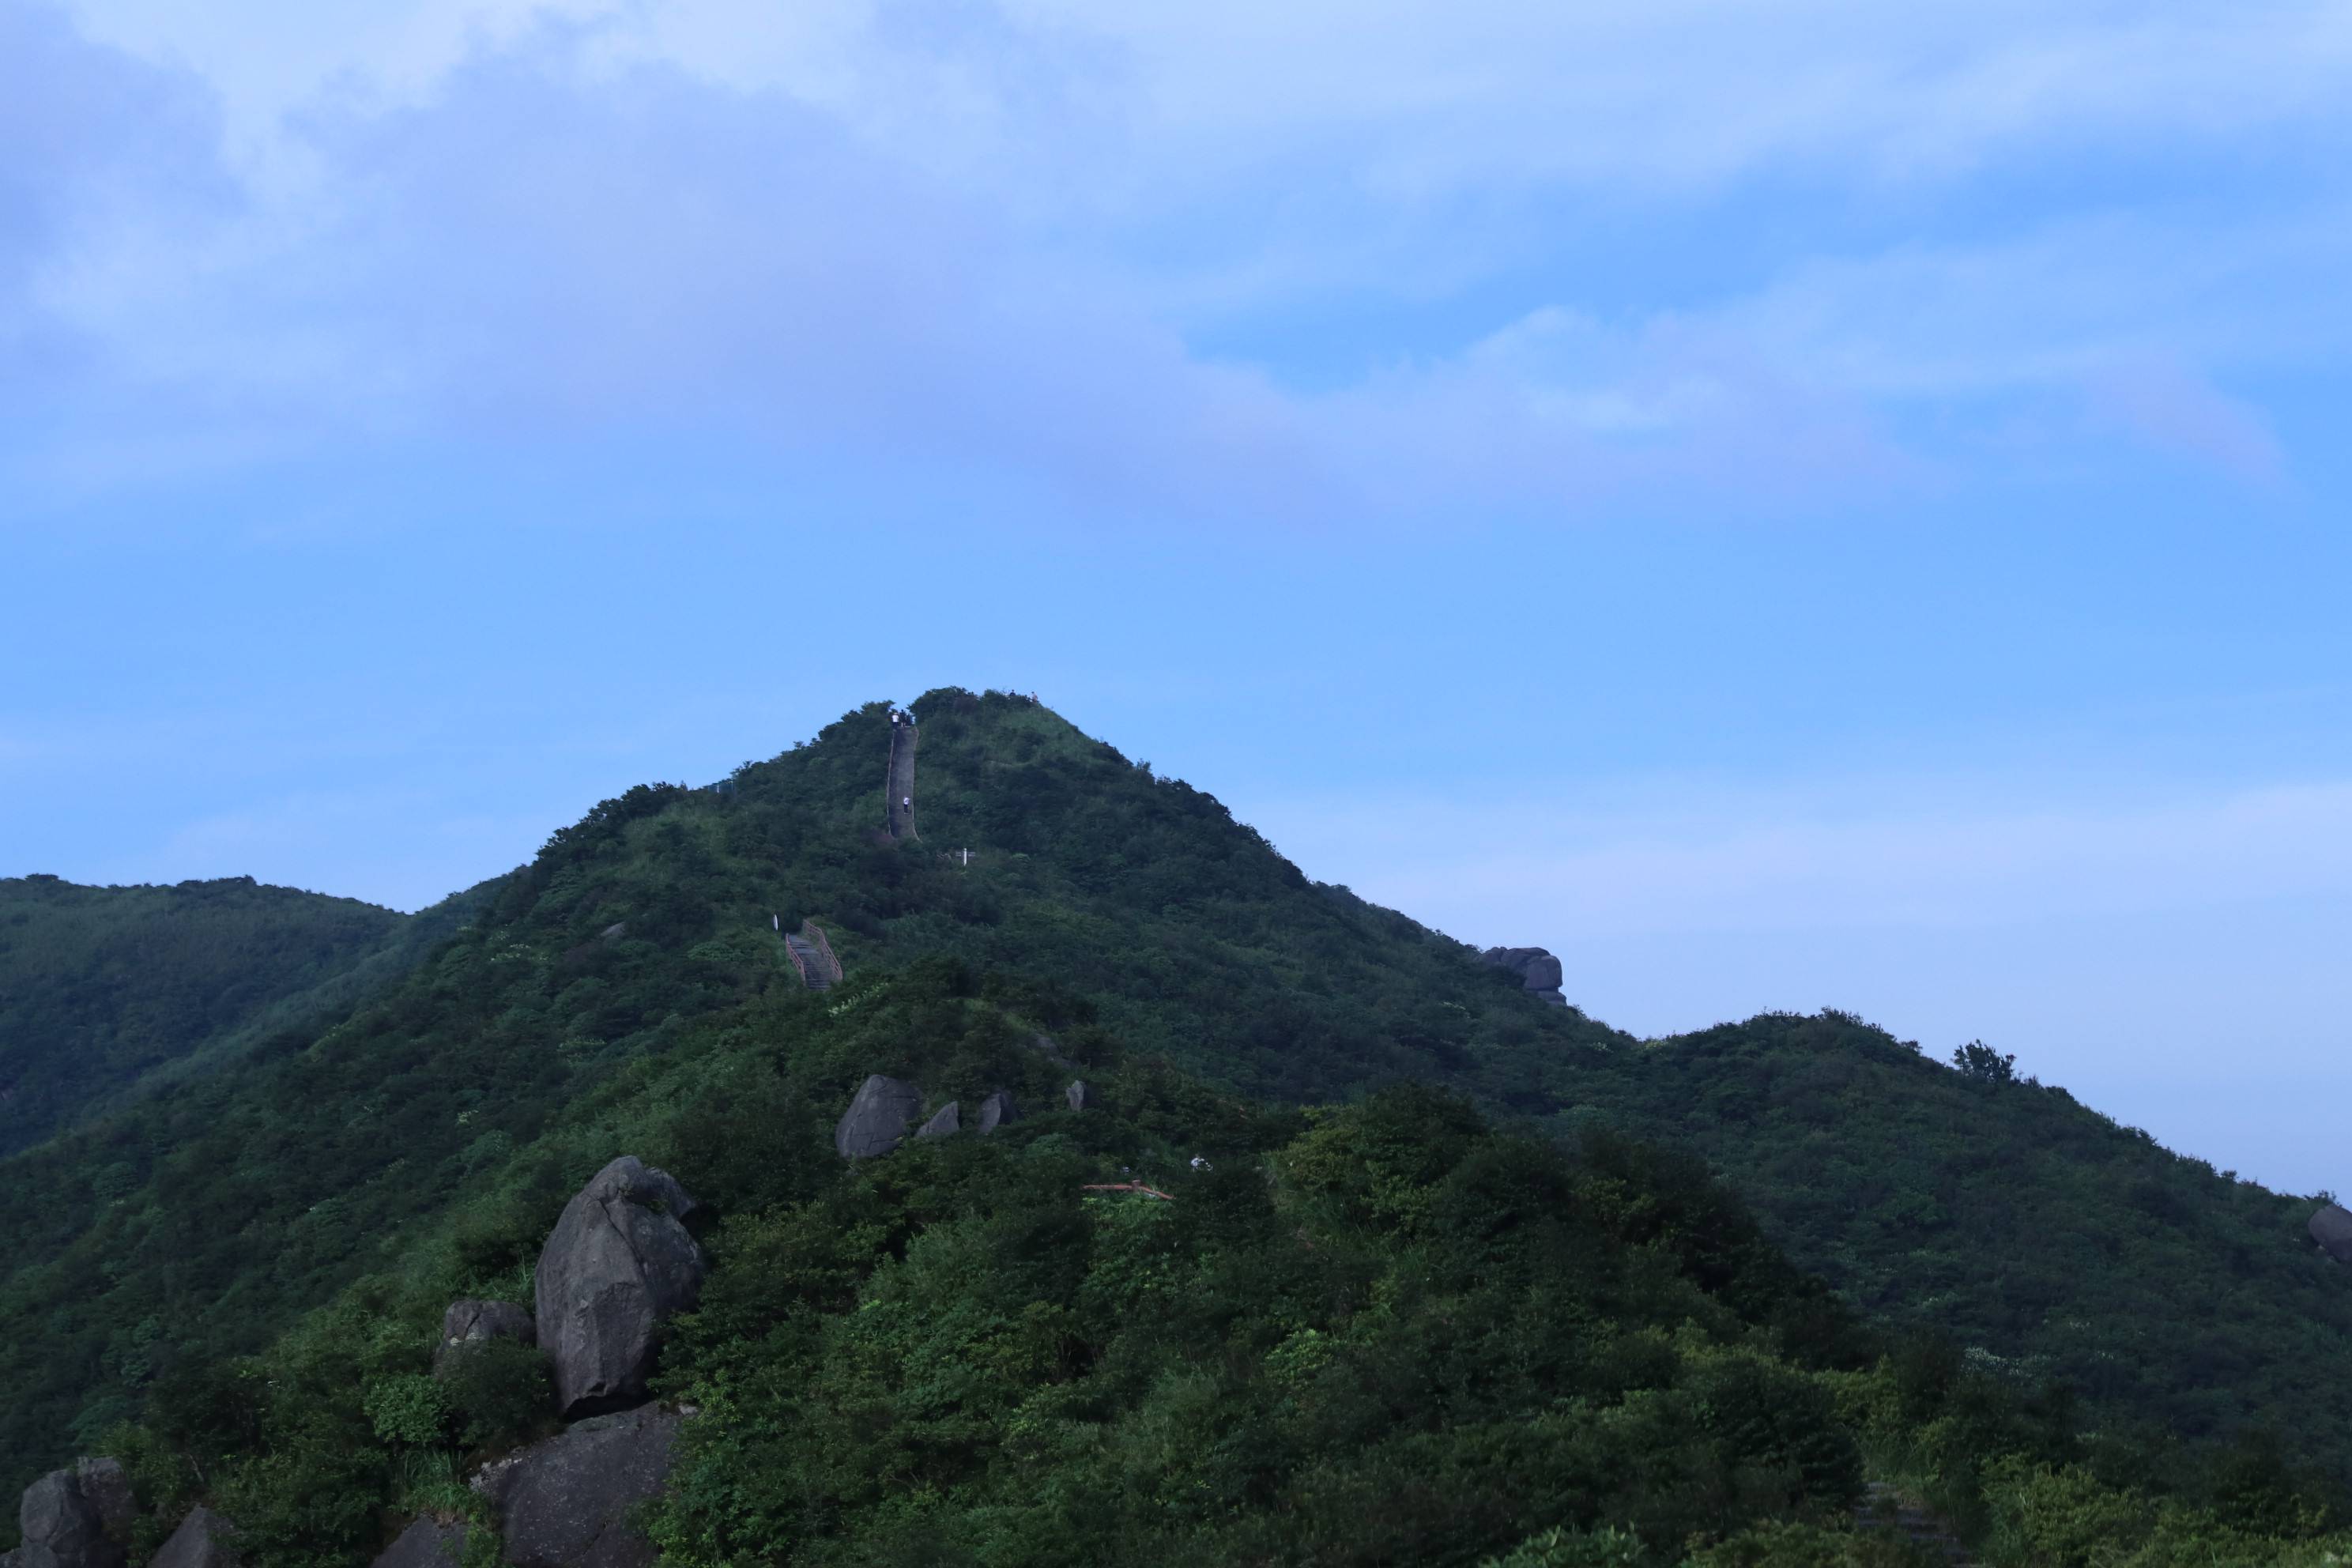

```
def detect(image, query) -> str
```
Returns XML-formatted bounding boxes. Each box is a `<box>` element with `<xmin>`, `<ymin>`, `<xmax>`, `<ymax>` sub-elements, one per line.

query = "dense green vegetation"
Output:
<box><xmin>5</xmin><ymin>688</ymin><xmax>2352</xmax><ymax>1565</ymax></box>
<box><xmin>88</xmin><ymin>963</ymin><xmax>2352</xmax><ymax>1567</ymax></box>
<box><xmin>0</xmin><ymin>875</ymin><xmax>425</xmax><ymax>1157</ymax></box>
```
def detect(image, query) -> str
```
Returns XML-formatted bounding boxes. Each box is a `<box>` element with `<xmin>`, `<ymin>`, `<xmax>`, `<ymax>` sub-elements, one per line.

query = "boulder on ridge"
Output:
<box><xmin>151</xmin><ymin>1508</ymin><xmax>238</xmax><ymax>1568</ymax></box>
<box><xmin>1481</xmin><ymin>947</ymin><xmax>1567</xmax><ymax>1006</ymax></box>
<box><xmin>369</xmin><ymin>1517</ymin><xmax>464</xmax><ymax>1568</ymax></box>
<box><xmin>13</xmin><ymin>1463</ymin><xmax>124</xmax><ymax>1568</ymax></box>
<box><xmin>435</xmin><ymin>1299</ymin><xmax>536</xmax><ymax>1373</ymax></box>
<box><xmin>474</xmin><ymin>1406</ymin><xmax>681</xmax><ymax>1568</ymax></box>
<box><xmin>2312</xmin><ymin>1204</ymin><xmax>2352</xmax><ymax>1264</ymax></box>
<box><xmin>835</xmin><ymin>1076</ymin><xmax>923</xmax><ymax>1159</ymax></box>
<box><xmin>533</xmin><ymin>1158</ymin><xmax>705</xmax><ymax>1418</ymax></box>
<box><xmin>974</xmin><ymin>1091</ymin><xmax>1018</xmax><ymax>1135</ymax></box>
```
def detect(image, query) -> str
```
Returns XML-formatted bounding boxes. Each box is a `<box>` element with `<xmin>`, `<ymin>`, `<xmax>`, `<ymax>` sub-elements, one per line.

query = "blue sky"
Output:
<box><xmin>5</xmin><ymin>0</ymin><xmax>2349</xmax><ymax>1192</ymax></box>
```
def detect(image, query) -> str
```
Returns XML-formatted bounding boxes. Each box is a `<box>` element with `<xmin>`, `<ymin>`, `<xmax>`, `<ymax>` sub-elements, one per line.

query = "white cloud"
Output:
<box><xmin>11</xmin><ymin>0</ymin><xmax>2351</xmax><ymax>514</ymax></box>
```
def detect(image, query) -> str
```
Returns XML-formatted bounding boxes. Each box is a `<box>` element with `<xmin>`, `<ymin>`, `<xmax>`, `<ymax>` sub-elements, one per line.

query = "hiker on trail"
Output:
<box><xmin>903</xmin><ymin>796</ymin><xmax>911</xmax><ymax>809</ymax></box>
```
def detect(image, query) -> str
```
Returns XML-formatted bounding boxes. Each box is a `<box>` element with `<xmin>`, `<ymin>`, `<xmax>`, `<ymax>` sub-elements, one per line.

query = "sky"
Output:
<box><xmin>5</xmin><ymin>0</ymin><xmax>2350</xmax><ymax>1193</ymax></box>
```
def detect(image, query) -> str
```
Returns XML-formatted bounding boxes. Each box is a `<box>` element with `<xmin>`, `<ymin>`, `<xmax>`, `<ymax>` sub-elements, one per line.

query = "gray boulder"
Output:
<box><xmin>1482</xmin><ymin>946</ymin><xmax>1568</xmax><ymax>1006</ymax></box>
<box><xmin>152</xmin><ymin>1508</ymin><xmax>238</xmax><ymax>1568</ymax></box>
<box><xmin>435</xmin><ymin>1299</ymin><xmax>536</xmax><ymax>1372</ymax></box>
<box><xmin>1065</xmin><ymin>1080</ymin><xmax>1095</xmax><ymax>1112</ymax></box>
<box><xmin>476</xmin><ymin>1407</ymin><xmax>680</xmax><ymax>1568</ymax></box>
<box><xmin>369</xmin><ymin>1517</ymin><xmax>464</xmax><ymax>1568</ymax></box>
<box><xmin>534</xmin><ymin>1157</ymin><xmax>706</xmax><ymax>1418</ymax></box>
<box><xmin>14</xmin><ymin>1464</ymin><xmax>122</xmax><ymax>1568</ymax></box>
<box><xmin>974</xmin><ymin>1091</ymin><xmax>1018</xmax><ymax>1135</ymax></box>
<box><xmin>835</xmin><ymin>1076</ymin><xmax>923</xmax><ymax>1159</ymax></box>
<box><xmin>915</xmin><ymin>1102</ymin><xmax>960</xmax><ymax>1139</ymax></box>
<box><xmin>2312</xmin><ymin>1204</ymin><xmax>2352</xmax><ymax>1264</ymax></box>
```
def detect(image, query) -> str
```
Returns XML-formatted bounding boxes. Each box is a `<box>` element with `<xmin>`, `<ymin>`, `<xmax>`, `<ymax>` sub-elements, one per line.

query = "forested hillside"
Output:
<box><xmin>4</xmin><ymin>689</ymin><xmax>2350</xmax><ymax>1551</ymax></box>
<box><xmin>50</xmin><ymin>962</ymin><xmax>2352</xmax><ymax>1568</ymax></box>
<box><xmin>0</xmin><ymin>875</ymin><xmax>426</xmax><ymax>1158</ymax></box>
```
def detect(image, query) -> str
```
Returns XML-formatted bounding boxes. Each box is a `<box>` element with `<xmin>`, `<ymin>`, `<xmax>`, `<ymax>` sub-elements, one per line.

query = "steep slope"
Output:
<box><xmin>0</xmin><ymin>876</ymin><xmax>416</xmax><ymax>1158</ymax></box>
<box><xmin>1</xmin><ymin>688</ymin><xmax>2347</xmax><ymax>1517</ymax></box>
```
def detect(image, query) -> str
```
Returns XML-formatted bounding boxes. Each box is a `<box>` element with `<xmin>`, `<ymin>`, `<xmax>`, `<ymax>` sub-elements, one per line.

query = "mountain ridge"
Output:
<box><xmin>1</xmin><ymin>688</ymin><xmax>2345</xmax><ymax>1535</ymax></box>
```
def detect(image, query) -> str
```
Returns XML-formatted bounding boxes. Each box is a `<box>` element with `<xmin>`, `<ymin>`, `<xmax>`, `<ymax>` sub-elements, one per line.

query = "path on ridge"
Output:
<box><xmin>885</xmin><ymin>719</ymin><xmax>918</xmax><ymax>839</ymax></box>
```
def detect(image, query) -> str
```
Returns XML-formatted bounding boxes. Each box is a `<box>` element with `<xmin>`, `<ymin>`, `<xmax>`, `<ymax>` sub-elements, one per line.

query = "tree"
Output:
<box><xmin>1951</xmin><ymin>1039</ymin><xmax>2017</xmax><ymax>1084</ymax></box>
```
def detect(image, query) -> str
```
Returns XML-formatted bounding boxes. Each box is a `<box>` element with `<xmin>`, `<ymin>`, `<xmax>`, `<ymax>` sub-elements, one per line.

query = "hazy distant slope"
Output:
<box><xmin>0</xmin><ymin>875</ymin><xmax>412</xmax><ymax>1156</ymax></box>
<box><xmin>1569</xmin><ymin>1010</ymin><xmax>2348</xmax><ymax>1454</ymax></box>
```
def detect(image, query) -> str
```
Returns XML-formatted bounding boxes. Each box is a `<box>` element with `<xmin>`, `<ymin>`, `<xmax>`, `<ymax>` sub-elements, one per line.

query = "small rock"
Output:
<box><xmin>2312</xmin><ymin>1204</ymin><xmax>2352</xmax><ymax>1264</ymax></box>
<box><xmin>477</xmin><ymin>1406</ymin><xmax>681</xmax><ymax>1568</ymax></box>
<box><xmin>974</xmin><ymin>1091</ymin><xmax>1018</xmax><ymax>1134</ymax></box>
<box><xmin>834</xmin><ymin>1076</ymin><xmax>924</xmax><ymax>1159</ymax></box>
<box><xmin>369</xmin><ymin>1517</ymin><xmax>463</xmax><ymax>1568</ymax></box>
<box><xmin>1065</xmin><ymin>1080</ymin><xmax>1095</xmax><ymax>1112</ymax></box>
<box><xmin>435</xmin><ymin>1299</ymin><xmax>537</xmax><ymax>1373</ymax></box>
<box><xmin>534</xmin><ymin>1157</ymin><xmax>706</xmax><ymax>1418</ymax></box>
<box><xmin>915</xmin><ymin>1102</ymin><xmax>960</xmax><ymax>1139</ymax></box>
<box><xmin>599</xmin><ymin>922</ymin><xmax>628</xmax><ymax>942</ymax></box>
<box><xmin>151</xmin><ymin>1508</ymin><xmax>238</xmax><ymax>1568</ymax></box>
<box><xmin>1481</xmin><ymin>946</ymin><xmax>1567</xmax><ymax>1006</ymax></box>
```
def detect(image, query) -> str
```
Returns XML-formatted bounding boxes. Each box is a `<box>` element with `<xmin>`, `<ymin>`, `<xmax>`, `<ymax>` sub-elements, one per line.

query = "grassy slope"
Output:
<box><xmin>1</xmin><ymin>689</ymin><xmax>2345</xmax><ymax>1508</ymax></box>
<box><xmin>0</xmin><ymin>876</ymin><xmax>417</xmax><ymax>1158</ymax></box>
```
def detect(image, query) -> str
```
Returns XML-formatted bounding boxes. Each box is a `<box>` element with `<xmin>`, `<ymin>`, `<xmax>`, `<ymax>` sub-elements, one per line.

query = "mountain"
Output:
<box><xmin>2</xmin><ymin>690</ymin><xmax>2348</xmax><ymax>1563</ymax></box>
<box><xmin>0</xmin><ymin>874</ymin><xmax>443</xmax><ymax>1159</ymax></box>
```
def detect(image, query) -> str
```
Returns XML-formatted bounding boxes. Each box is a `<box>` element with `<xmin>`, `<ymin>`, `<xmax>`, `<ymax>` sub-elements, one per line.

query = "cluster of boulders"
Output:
<box><xmin>1482</xmin><ymin>946</ymin><xmax>1568</xmax><ymax>1007</ymax></box>
<box><xmin>832</xmin><ymin>1076</ymin><xmax>1094</xmax><ymax>1159</ymax></box>
<box><xmin>0</xmin><ymin>1155</ymin><xmax>709</xmax><ymax>1568</ymax></box>
<box><xmin>364</xmin><ymin>1154</ymin><xmax>706</xmax><ymax>1568</ymax></box>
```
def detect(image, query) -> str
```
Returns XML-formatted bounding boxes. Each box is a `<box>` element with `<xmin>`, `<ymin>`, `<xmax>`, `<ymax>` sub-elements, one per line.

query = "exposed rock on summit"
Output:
<box><xmin>1481</xmin><ymin>946</ymin><xmax>1567</xmax><ymax>1006</ymax></box>
<box><xmin>2312</xmin><ymin>1204</ymin><xmax>2352</xmax><ymax>1264</ymax></box>
<box><xmin>835</xmin><ymin>1075</ymin><xmax>923</xmax><ymax>1159</ymax></box>
<box><xmin>534</xmin><ymin>1157</ymin><xmax>705</xmax><ymax>1418</ymax></box>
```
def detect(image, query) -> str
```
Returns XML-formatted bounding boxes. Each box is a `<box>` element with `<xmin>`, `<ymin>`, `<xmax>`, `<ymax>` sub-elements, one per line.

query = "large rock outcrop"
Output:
<box><xmin>435</xmin><ymin>1299</ymin><xmax>536</xmax><ymax>1373</ymax></box>
<box><xmin>474</xmin><ymin>1407</ymin><xmax>681</xmax><ymax>1568</ymax></box>
<box><xmin>534</xmin><ymin>1158</ymin><xmax>706</xmax><ymax>1418</ymax></box>
<box><xmin>1481</xmin><ymin>946</ymin><xmax>1567</xmax><ymax>1006</ymax></box>
<box><xmin>835</xmin><ymin>1076</ymin><xmax>923</xmax><ymax>1159</ymax></box>
<box><xmin>13</xmin><ymin>1461</ymin><xmax>129</xmax><ymax>1568</ymax></box>
<box><xmin>151</xmin><ymin>1508</ymin><xmax>237</xmax><ymax>1568</ymax></box>
<box><xmin>2312</xmin><ymin>1204</ymin><xmax>2352</xmax><ymax>1264</ymax></box>
<box><xmin>369</xmin><ymin>1518</ymin><xmax>464</xmax><ymax>1568</ymax></box>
